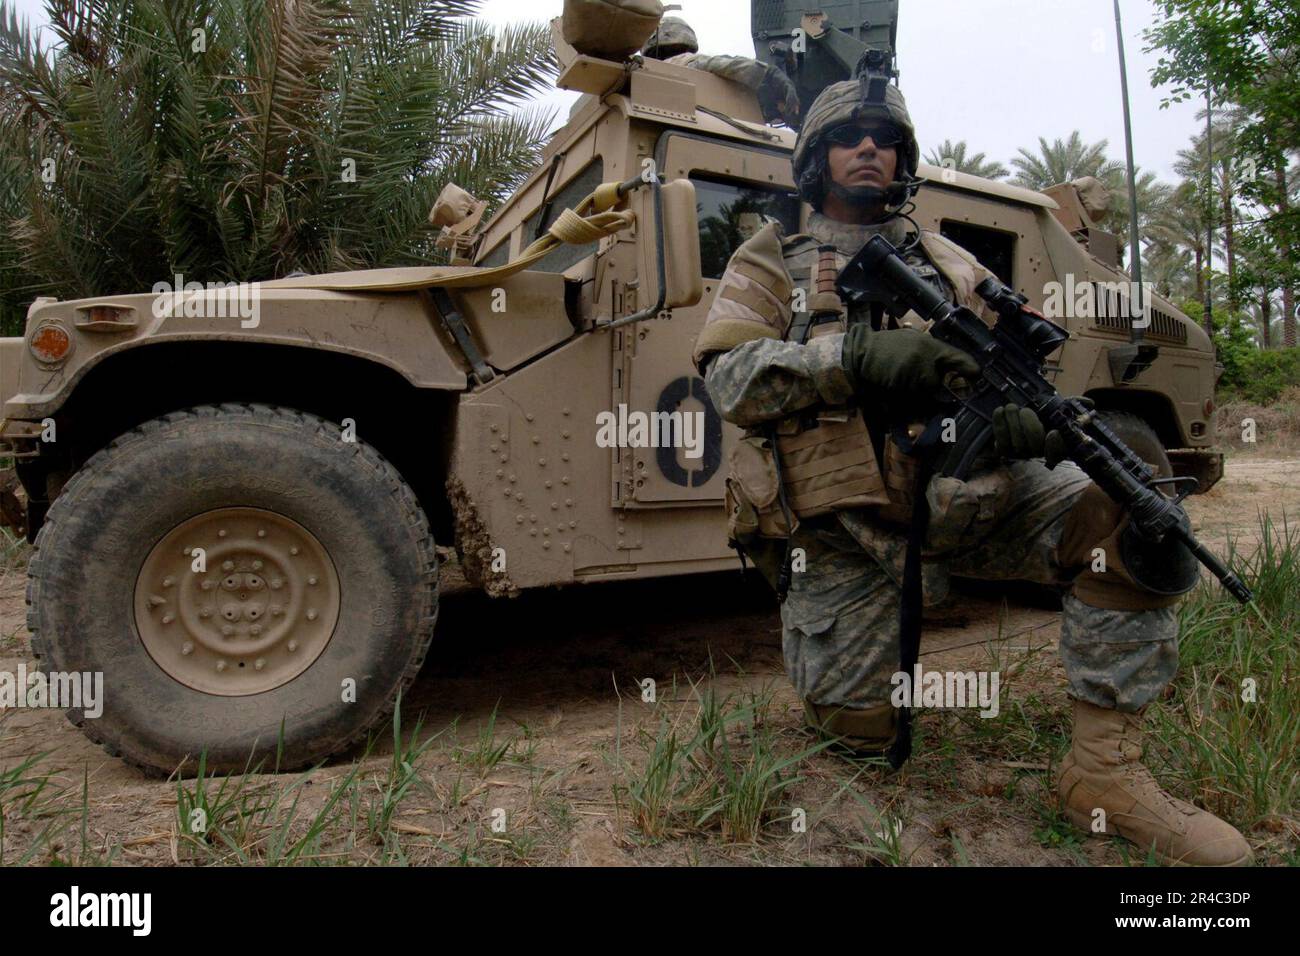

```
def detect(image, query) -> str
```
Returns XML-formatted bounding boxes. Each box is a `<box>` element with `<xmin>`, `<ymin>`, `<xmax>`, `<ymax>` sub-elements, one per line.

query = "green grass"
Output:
<box><xmin>1144</xmin><ymin>512</ymin><xmax>1300</xmax><ymax>845</ymax></box>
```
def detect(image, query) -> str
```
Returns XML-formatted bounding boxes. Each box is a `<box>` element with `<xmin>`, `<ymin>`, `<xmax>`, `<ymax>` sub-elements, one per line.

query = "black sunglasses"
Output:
<box><xmin>822</xmin><ymin>123</ymin><xmax>905</xmax><ymax>149</ymax></box>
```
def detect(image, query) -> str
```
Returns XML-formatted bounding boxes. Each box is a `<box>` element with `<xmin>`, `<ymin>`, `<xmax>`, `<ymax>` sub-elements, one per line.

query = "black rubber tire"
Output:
<box><xmin>26</xmin><ymin>404</ymin><xmax>438</xmax><ymax>776</ymax></box>
<box><xmin>1096</xmin><ymin>409</ymin><xmax>1173</xmax><ymax>480</ymax></box>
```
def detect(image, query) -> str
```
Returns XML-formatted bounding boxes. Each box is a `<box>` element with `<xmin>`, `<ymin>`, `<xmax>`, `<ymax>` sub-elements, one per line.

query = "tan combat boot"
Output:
<box><xmin>803</xmin><ymin>699</ymin><xmax>898</xmax><ymax>757</ymax></box>
<box><xmin>1057</xmin><ymin>698</ymin><xmax>1252</xmax><ymax>866</ymax></box>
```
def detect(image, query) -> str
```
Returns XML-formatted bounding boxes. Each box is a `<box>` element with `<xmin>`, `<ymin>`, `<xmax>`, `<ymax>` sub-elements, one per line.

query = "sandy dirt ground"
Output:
<box><xmin>0</xmin><ymin>453</ymin><xmax>1295</xmax><ymax>866</ymax></box>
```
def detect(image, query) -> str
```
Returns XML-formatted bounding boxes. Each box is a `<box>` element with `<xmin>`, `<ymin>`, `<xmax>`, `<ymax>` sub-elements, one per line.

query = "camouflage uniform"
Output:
<box><xmin>642</xmin><ymin>17</ymin><xmax>800</xmax><ymax>127</ymax></box>
<box><xmin>699</xmin><ymin>212</ymin><xmax>1178</xmax><ymax>716</ymax></box>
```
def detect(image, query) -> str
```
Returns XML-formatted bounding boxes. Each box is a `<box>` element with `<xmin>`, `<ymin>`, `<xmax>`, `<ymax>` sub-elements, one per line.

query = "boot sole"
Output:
<box><xmin>1063</xmin><ymin>807</ymin><xmax>1252</xmax><ymax>867</ymax></box>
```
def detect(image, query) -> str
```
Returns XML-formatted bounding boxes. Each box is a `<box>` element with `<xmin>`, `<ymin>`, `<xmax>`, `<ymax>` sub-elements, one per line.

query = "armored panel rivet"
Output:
<box><xmin>561</xmin><ymin>453</ymin><xmax>569</xmax><ymax>462</ymax></box>
<box><xmin>509</xmin><ymin>474</ymin><xmax>517</xmax><ymax>482</ymax></box>
<box><xmin>489</xmin><ymin>423</ymin><xmax>498</xmax><ymax>432</ymax></box>
<box><xmin>562</xmin><ymin>431</ymin><xmax>570</xmax><ymax>439</ymax></box>
<box><xmin>563</xmin><ymin>543</ymin><xmax>571</xmax><ymax>552</ymax></box>
<box><xmin>551</xmin><ymin>502</ymin><xmax>558</xmax><ymax>510</ymax></box>
<box><xmin>530</xmin><ymin>529</ymin><xmax>537</xmax><ymax>537</ymax></box>
<box><xmin>516</xmin><ymin>515</ymin><xmax>524</xmax><ymax>523</ymax></box>
<box><xmin>538</xmin><ymin>458</ymin><xmax>546</xmax><ymax>466</ymax></box>
<box><xmin>542</xmin><ymin>541</ymin><xmax>550</xmax><ymax>550</ymax></box>
<box><xmin>562</xmin><ymin>407</ymin><xmax>570</xmax><ymax>416</ymax></box>
<box><xmin>544</xmin><ymin>480</ymin><xmax>552</xmax><ymax>488</ymax></box>
<box><xmin>500</xmin><ymin>454</ymin><xmax>508</xmax><ymax>463</ymax></box>
<box><xmin>490</xmin><ymin>444</ymin><xmax>499</xmax><ymax>452</ymax></box>
<box><xmin>565</xmin><ymin>498</ymin><xmax>573</xmax><ymax>506</ymax></box>
<box><xmin>514</xmin><ymin>492</ymin><xmax>523</xmax><ymax>501</ymax></box>
<box><xmin>562</xmin><ymin>476</ymin><xmax>570</xmax><ymax>484</ymax></box>
<box><xmin>532</xmin><ymin>436</ymin><xmax>540</xmax><ymax>444</ymax></box>
<box><xmin>526</xmin><ymin>414</ymin><xmax>534</xmax><ymax>422</ymax></box>
<box><xmin>569</xmin><ymin>520</ymin><xmax>576</xmax><ymax>528</ymax></box>
<box><xmin>500</xmin><ymin>435</ymin><xmax>508</xmax><ymax>443</ymax></box>
<box><xmin>530</xmin><ymin>514</ymin><xmax>537</xmax><ymax>522</ymax></box>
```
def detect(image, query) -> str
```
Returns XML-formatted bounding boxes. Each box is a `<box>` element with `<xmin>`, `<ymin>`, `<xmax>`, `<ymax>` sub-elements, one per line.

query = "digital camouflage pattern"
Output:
<box><xmin>698</xmin><ymin>213</ymin><xmax>1180</xmax><ymax>716</ymax></box>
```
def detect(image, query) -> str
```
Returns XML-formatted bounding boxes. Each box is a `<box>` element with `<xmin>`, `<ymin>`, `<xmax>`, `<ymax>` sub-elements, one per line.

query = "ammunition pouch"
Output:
<box><xmin>725</xmin><ymin>435</ymin><xmax>794</xmax><ymax>590</ymax></box>
<box><xmin>773</xmin><ymin>407</ymin><xmax>890</xmax><ymax>518</ymax></box>
<box><xmin>1119</xmin><ymin>523</ymin><xmax>1201</xmax><ymax>597</ymax></box>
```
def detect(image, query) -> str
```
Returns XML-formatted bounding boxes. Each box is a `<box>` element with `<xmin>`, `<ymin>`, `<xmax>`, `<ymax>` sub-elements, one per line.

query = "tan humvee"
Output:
<box><xmin>0</xmin><ymin>22</ymin><xmax>1223</xmax><ymax>773</ymax></box>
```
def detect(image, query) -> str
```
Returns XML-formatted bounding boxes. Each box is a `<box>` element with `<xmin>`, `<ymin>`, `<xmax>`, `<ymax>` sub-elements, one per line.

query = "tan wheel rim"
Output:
<box><xmin>134</xmin><ymin>508</ymin><xmax>341</xmax><ymax>696</ymax></box>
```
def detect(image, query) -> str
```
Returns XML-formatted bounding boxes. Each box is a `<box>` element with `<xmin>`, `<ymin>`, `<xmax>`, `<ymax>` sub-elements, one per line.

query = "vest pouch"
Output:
<box><xmin>728</xmin><ymin>434</ymin><xmax>795</xmax><ymax>538</ymax></box>
<box><xmin>774</xmin><ymin>408</ymin><xmax>890</xmax><ymax>518</ymax></box>
<box><xmin>877</xmin><ymin>426</ymin><xmax>924</xmax><ymax>527</ymax></box>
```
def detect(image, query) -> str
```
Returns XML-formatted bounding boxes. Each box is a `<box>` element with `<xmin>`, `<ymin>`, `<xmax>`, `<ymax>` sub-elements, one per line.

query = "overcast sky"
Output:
<box><xmin>7</xmin><ymin>0</ymin><xmax>1205</xmax><ymax>183</ymax></box>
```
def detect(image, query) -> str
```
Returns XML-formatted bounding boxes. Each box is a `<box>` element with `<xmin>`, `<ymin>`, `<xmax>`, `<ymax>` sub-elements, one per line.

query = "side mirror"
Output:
<box><xmin>658</xmin><ymin>179</ymin><xmax>703</xmax><ymax>310</ymax></box>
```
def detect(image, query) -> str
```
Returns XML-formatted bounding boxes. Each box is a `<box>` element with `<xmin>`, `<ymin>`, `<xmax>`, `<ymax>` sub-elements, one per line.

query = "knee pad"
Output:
<box><xmin>1059</xmin><ymin>483</ymin><xmax>1195</xmax><ymax>611</ymax></box>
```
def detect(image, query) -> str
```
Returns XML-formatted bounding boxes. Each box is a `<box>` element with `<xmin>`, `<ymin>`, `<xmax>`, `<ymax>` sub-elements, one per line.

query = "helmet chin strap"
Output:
<box><xmin>825</xmin><ymin>176</ymin><xmax>923</xmax><ymax>221</ymax></box>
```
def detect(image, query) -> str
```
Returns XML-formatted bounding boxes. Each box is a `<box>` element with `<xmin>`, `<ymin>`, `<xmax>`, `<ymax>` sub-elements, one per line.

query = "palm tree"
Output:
<box><xmin>0</xmin><ymin>0</ymin><xmax>557</xmax><ymax>333</ymax></box>
<box><xmin>922</xmin><ymin>139</ymin><xmax>1009</xmax><ymax>180</ymax></box>
<box><xmin>1009</xmin><ymin>132</ymin><xmax>1124</xmax><ymax>192</ymax></box>
<box><xmin>1147</xmin><ymin>180</ymin><xmax>1213</xmax><ymax>322</ymax></box>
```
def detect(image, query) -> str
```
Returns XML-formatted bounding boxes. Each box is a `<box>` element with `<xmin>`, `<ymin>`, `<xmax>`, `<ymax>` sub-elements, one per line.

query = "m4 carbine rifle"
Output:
<box><xmin>837</xmin><ymin>235</ymin><xmax>1253</xmax><ymax>605</ymax></box>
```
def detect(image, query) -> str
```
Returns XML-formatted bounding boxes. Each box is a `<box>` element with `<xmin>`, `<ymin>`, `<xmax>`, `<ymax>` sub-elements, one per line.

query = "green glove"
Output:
<box><xmin>991</xmin><ymin>405</ymin><xmax>1067</xmax><ymax>465</ymax></box>
<box><xmin>841</xmin><ymin>325</ymin><xmax>981</xmax><ymax>400</ymax></box>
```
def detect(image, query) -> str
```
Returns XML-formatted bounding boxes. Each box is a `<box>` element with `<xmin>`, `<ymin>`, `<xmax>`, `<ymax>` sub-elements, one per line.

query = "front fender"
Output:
<box><xmin>3</xmin><ymin>288</ymin><xmax>468</xmax><ymax>420</ymax></box>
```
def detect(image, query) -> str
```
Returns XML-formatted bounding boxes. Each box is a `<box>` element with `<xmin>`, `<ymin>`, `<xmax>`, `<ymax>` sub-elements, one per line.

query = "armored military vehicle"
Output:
<box><xmin>0</xmin><ymin>2</ymin><xmax>1222</xmax><ymax>773</ymax></box>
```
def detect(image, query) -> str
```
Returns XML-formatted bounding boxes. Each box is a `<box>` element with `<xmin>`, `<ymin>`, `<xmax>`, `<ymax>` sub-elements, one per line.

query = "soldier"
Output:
<box><xmin>691</xmin><ymin>79</ymin><xmax>1252</xmax><ymax>866</ymax></box>
<box><xmin>642</xmin><ymin>16</ymin><xmax>801</xmax><ymax>129</ymax></box>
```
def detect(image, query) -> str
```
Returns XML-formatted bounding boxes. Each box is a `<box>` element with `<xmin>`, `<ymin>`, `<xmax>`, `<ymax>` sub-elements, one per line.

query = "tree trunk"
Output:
<box><xmin>1221</xmin><ymin>164</ymin><xmax>1237</xmax><ymax>311</ymax></box>
<box><xmin>1277</xmin><ymin>163</ymin><xmax>1297</xmax><ymax>348</ymax></box>
<box><xmin>1259</xmin><ymin>292</ymin><xmax>1272</xmax><ymax>349</ymax></box>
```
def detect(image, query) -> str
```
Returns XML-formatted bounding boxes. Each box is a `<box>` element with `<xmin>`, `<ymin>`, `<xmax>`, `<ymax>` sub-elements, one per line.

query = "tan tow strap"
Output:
<box><xmin>429</xmin><ymin>183</ymin><xmax>634</xmax><ymax>289</ymax></box>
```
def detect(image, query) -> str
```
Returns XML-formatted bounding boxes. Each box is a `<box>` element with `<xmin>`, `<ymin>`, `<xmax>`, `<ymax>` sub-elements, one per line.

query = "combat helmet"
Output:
<box><xmin>792</xmin><ymin>79</ymin><xmax>922</xmax><ymax>213</ymax></box>
<box><xmin>642</xmin><ymin>16</ymin><xmax>699</xmax><ymax>59</ymax></box>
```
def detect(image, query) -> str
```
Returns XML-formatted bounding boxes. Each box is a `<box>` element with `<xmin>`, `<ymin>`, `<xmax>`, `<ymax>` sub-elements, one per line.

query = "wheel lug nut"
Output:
<box><xmin>306</xmin><ymin>609</ymin><xmax>318</xmax><ymax>621</ymax></box>
<box><xmin>287</xmin><ymin>640</ymin><xmax>298</xmax><ymax>652</ymax></box>
<box><xmin>222</xmin><ymin>560</ymin><xmax>234</xmax><ymax>571</ymax></box>
<box><xmin>217</xmin><ymin>530</ymin><xmax>227</xmax><ymax>538</ymax></box>
<box><xmin>257</xmin><ymin>529</ymin><xmax>266</xmax><ymax>538</ymax></box>
<box><xmin>163</xmin><ymin>576</ymin><xmax>175</xmax><ymax>587</ymax></box>
<box><xmin>216</xmin><ymin>660</ymin><xmax>227</xmax><ymax>672</ymax></box>
<box><xmin>289</xmin><ymin>547</ymin><xmax>300</xmax><ymax>556</ymax></box>
<box><xmin>181</xmin><ymin>642</ymin><xmax>194</xmax><ymax>656</ymax></box>
<box><xmin>252</xmin><ymin>559</ymin><xmax>263</xmax><ymax>571</ymax></box>
<box><xmin>270</xmin><ymin>579</ymin><xmax>283</xmax><ymax>590</ymax></box>
<box><xmin>271</xmin><ymin>605</ymin><xmax>283</xmax><ymax>616</ymax></box>
<box><xmin>161</xmin><ymin>613</ymin><xmax>174</xmax><ymax>624</ymax></box>
<box><xmin>250</xmin><ymin>624</ymin><xmax>262</xmax><ymax>636</ymax></box>
<box><xmin>254</xmin><ymin>658</ymin><xmax>266</xmax><ymax>671</ymax></box>
<box><xmin>201</xmin><ymin>581</ymin><xmax>214</xmax><ymax>591</ymax></box>
<box><xmin>307</xmin><ymin>576</ymin><xmax>317</xmax><ymax>586</ymax></box>
<box><xmin>200</xmin><ymin>607</ymin><xmax>212</xmax><ymax>618</ymax></box>
<box><xmin>221</xmin><ymin>624</ymin><xmax>234</xmax><ymax>636</ymax></box>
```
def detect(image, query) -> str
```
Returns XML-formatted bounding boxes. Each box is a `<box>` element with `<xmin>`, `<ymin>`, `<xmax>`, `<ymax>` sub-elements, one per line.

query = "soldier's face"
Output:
<box><xmin>826</xmin><ymin>132</ymin><xmax>898</xmax><ymax>191</ymax></box>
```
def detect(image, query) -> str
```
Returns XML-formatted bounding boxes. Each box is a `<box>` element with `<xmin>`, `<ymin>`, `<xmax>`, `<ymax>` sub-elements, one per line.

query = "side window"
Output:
<box><xmin>691</xmin><ymin>175</ymin><xmax>800</xmax><ymax>279</ymax></box>
<box><xmin>939</xmin><ymin>220</ymin><xmax>1016</xmax><ymax>287</ymax></box>
<box><xmin>522</xmin><ymin>158</ymin><xmax>605</xmax><ymax>273</ymax></box>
